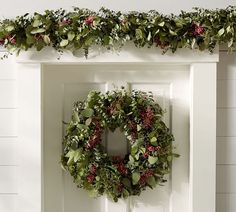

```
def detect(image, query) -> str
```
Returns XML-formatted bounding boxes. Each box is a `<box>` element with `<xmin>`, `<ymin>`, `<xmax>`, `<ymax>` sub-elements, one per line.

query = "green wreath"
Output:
<box><xmin>61</xmin><ymin>88</ymin><xmax>178</xmax><ymax>202</ymax></box>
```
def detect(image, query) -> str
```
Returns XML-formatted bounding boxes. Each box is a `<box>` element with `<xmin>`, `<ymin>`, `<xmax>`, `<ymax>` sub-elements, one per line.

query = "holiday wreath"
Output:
<box><xmin>61</xmin><ymin>88</ymin><xmax>178</xmax><ymax>202</ymax></box>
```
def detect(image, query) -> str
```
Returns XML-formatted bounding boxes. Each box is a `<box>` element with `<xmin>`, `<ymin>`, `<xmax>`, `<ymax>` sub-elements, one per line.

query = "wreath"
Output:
<box><xmin>61</xmin><ymin>88</ymin><xmax>178</xmax><ymax>202</ymax></box>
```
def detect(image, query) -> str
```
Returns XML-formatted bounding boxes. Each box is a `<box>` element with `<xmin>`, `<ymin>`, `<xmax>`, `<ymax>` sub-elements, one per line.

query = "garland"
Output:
<box><xmin>61</xmin><ymin>89</ymin><xmax>177</xmax><ymax>202</ymax></box>
<box><xmin>0</xmin><ymin>6</ymin><xmax>236</xmax><ymax>58</ymax></box>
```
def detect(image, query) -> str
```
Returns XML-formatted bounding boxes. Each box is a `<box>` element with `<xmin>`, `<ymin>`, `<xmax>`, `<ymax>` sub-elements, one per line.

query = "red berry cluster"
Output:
<box><xmin>191</xmin><ymin>23</ymin><xmax>205</xmax><ymax>36</ymax></box>
<box><xmin>154</xmin><ymin>37</ymin><xmax>169</xmax><ymax>49</ymax></box>
<box><xmin>59</xmin><ymin>18</ymin><xmax>72</xmax><ymax>26</ymax></box>
<box><xmin>117</xmin><ymin>183</ymin><xmax>124</xmax><ymax>193</ymax></box>
<box><xmin>128</xmin><ymin>121</ymin><xmax>138</xmax><ymax>140</ymax></box>
<box><xmin>86</xmin><ymin>121</ymin><xmax>103</xmax><ymax>149</ymax></box>
<box><xmin>86</xmin><ymin>164</ymin><xmax>97</xmax><ymax>183</ymax></box>
<box><xmin>0</xmin><ymin>35</ymin><xmax>16</xmax><ymax>46</ymax></box>
<box><xmin>141</xmin><ymin>106</ymin><xmax>154</xmax><ymax>129</ymax></box>
<box><xmin>144</xmin><ymin>145</ymin><xmax>161</xmax><ymax>158</ymax></box>
<box><xmin>139</xmin><ymin>169</ymin><xmax>154</xmax><ymax>186</ymax></box>
<box><xmin>85</xmin><ymin>16</ymin><xmax>94</xmax><ymax>26</ymax></box>
<box><xmin>115</xmin><ymin>162</ymin><xmax>128</xmax><ymax>175</ymax></box>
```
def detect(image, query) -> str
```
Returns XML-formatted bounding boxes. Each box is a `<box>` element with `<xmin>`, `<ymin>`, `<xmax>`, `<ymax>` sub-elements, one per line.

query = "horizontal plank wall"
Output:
<box><xmin>0</xmin><ymin>53</ymin><xmax>18</xmax><ymax>212</ymax></box>
<box><xmin>217</xmin><ymin>51</ymin><xmax>236</xmax><ymax>212</ymax></box>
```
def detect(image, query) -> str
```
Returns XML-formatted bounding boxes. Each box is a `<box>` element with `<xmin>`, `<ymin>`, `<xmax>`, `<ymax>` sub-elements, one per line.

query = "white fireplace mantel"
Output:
<box><xmin>16</xmin><ymin>46</ymin><xmax>218</xmax><ymax>212</ymax></box>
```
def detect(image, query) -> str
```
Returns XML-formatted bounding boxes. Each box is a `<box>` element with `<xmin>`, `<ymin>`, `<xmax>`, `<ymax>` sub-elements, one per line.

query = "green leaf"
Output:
<box><xmin>81</xmin><ymin>108</ymin><xmax>94</xmax><ymax>117</ymax></box>
<box><xmin>131</xmin><ymin>145</ymin><xmax>138</xmax><ymax>156</ymax></box>
<box><xmin>135</xmin><ymin>28</ymin><xmax>143</xmax><ymax>40</ymax></box>
<box><xmin>68</xmin><ymin>31</ymin><xmax>75</xmax><ymax>41</ymax></box>
<box><xmin>218</xmin><ymin>28</ymin><xmax>225</xmax><ymax>36</ymax></box>
<box><xmin>132</xmin><ymin>172</ymin><xmax>140</xmax><ymax>185</ymax></box>
<box><xmin>5</xmin><ymin>25</ymin><xmax>14</xmax><ymax>32</ymax></box>
<box><xmin>150</xmin><ymin>137</ymin><xmax>157</xmax><ymax>142</ymax></box>
<box><xmin>137</xmin><ymin>124</ymin><xmax>141</xmax><ymax>131</ymax></box>
<box><xmin>169</xmin><ymin>29</ymin><xmax>177</xmax><ymax>35</ymax></box>
<box><xmin>31</xmin><ymin>28</ymin><xmax>45</xmax><ymax>34</ymax></box>
<box><xmin>65</xmin><ymin>150</ymin><xmax>75</xmax><ymax>165</ymax></box>
<box><xmin>167</xmin><ymin>155</ymin><xmax>172</xmax><ymax>162</ymax></box>
<box><xmin>158</xmin><ymin>21</ymin><xmax>165</xmax><ymax>27</ymax></box>
<box><xmin>73</xmin><ymin>149</ymin><xmax>82</xmax><ymax>162</ymax></box>
<box><xmin>77</xmin><ymin>124</ymin><xmax>88</xmax><ymax>130</ymax></box>
<box><xmin>73</xmin><ymin>112</ymin><xmax>80</xmax><ymax>122</ymax></box>
<box><xmin>85</xmin><ymin>118</ymin><xmax>92</xmax><ymax>126</ymax></box>
<box><xmin>146</xmin><ymin>176</ymin><xmax>156</xmax><ymax>188</ymax></box>
<box><xmin>129</xmin><ymin>155</ymin><xmax>135</xmax><ymax>164</ymax></box>
<box><xmin>147</xmin><ymin>31</ymin><xmax>152</xmax><ymax>41</ymax></box>
<box><xmin>122</xmin><ymin>178</ymin><xmax>131</xmax><ymax>188</ymax></box>
<box><xmin>32</xmin><ymin>19</ymin><xmax>42</xmax><ymax>27</ymax></box>
<box><xmin>148</xmin><ymin>156</ymin><xmax>158</xmax><ymax>164</ymax></box>
<box><xmin>60</xmin><ymin>39</ymin><xmax>69</xmax><ymax>47</ymax></box>
<box><xmin>43</xmin><ymin>35</ymin><xmax>50</xmax><ymax>45</ymax></box>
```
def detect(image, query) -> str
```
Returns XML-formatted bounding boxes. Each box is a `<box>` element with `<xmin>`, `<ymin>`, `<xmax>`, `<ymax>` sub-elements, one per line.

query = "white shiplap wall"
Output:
<box><xmin>216</xmin><ymin>51</ymin><xmax>236</xmax><ymax>212</ymax></box>
<box><xmin>0</xmin><ymin>51</ymin><xmax>235</xmax><ymax>211</ymax></box>
<box><xmin>0</xmin><ymin>53</ymin><xmax>18</xmax><ymax>212</ymax></box>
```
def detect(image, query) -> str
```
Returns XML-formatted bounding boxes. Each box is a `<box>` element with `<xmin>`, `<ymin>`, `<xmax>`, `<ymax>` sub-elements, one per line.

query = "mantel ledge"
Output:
<box><xmin>11</xmin><ymin>44</ymin><xmax>219</xmax><ymax>64</ymax></box>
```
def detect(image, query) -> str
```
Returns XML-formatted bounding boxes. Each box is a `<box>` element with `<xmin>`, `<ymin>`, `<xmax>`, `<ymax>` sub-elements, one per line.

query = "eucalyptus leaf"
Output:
<box><xmin>43</xmin><ymin>35</ymin><xmax>50</xmax><ymax>45</ymax></box>
<box><xmin>148</xmin><ymin>156</ymin><xmax>158</xmax><ymax>164</ymax></box>
<box><xmin>5</xmin><ymin>25</ymin><xmax>14</xmax><ymax>32</ymax></box>
<box><xmin>31</xmin><ymin>28</ymin><xmax>45</xmax><ymax>34</ymax></box>
<box><xmin>32</xmin><ymin>19</ymin><xmax>42</xmax><ymax>27</ymax></box>
<box><xmin>60</xmin><ymin>39</ymin><xmax>69</xmax><ymax>47</ymax></box>
<box><xmin>218</xmin><ymin>28</ymin><xmax>225</xmax><ymax>36</ymax></box>
<box><xmin>81</xmin><ymin>108</ymin><xmax>94</xmax><ymax>117</ymax></box>
<box><xmin>146</xmin><ymin>176</ymin><xmax>156</xmax><ymax>188</ymax></box>
<box><xmin>132</xmin><ymin>172</ymin><xmax>140</xmax><ymax>185</ymax></box>
<box><xmin>68</xmin><ymin>31</ymin><xmax>75</xmax><ymax>41</ymax></box>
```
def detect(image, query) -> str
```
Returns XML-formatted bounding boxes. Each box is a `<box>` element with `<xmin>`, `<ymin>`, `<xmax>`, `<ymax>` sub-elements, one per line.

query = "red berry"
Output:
<box><xmin>85</xmin><ymin>16</ymin><xmax>94</xmax><ymax>25</ymax></box>
<box><xmin>87</xmin><ymin>174</ymin><xmax>95</xmax><ymax>183</ymax></box>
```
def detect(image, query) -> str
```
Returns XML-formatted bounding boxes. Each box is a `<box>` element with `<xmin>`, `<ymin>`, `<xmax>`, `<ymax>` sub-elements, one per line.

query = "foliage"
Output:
<box><xmin>0</xmin><ymin>6</ymin><xmax>236</xmax><ymax>58</ymax></box>
<box><xmin>61</xmin><ymin>88</ymin><xmax>177</xmax><ymax>202</ymax></box>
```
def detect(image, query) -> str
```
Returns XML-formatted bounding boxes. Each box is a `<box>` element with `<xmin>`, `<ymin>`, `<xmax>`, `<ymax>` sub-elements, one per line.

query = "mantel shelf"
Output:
<box><xmin>11</xmin><ymin>44</ymin><xmax>219</xmax><ymax>64</ymax></box>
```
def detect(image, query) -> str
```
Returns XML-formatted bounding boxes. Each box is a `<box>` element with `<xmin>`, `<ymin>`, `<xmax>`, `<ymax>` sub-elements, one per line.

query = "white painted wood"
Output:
<box><xmin>0</xmin><ymin>53</ymin><xmax>16</xmax><ymax>79</ymax></box>
<box><xmin>0</xmin><ymin>141</ymin><xmax>18</xmax><ymax>165</ymax></box>
<box><xmin>0</xmin><ymin>80</ymin><xmax>17</xmax><ymax>108</ymax></box>
<box><xmin>217</xmin><ymin>140</ymin><xmax>236</xmax><ymax>164</ymax></box>
<box><xmin>217</xmin><ymin>109</ymin><xmax>236</xmax><ymax>136</ymax></box>
<box><xmin>217</xmin><ymin>79</ymin><xmax>236</xmax><ymax>108</ymax></box>
<box><xmin>218</xmin><ymin>52</ymin><xmax>236</xmax><ymax>80</ymax></box>
<box><xmin>0</xmin><ymin>109</ymin><xmax>18</xmax><ymax>136</ymax></box>
<box><xmin>216</xmin><ymin>194</ymin><xmax>236</xmax><ymax>212</ymax></box>
<box><xmin>0</xmin><ymin>194</ymin><xmax>17</xmax><ymax>212</ymax></box>
<box><xmin>15</xmin><ymin>45</ymin><xmax>219</xmax><ymax>64</ymax></box>
<box><xmin>42</xmin><ymin>64</ymin><xmax>189</xmax><ymax>212</ymax></box>
<box><xmin>0</xmin><ymin>166</ymin><xmax>18</xmax><ymax>193</ymax></box>
<box><xmin>16</xmin><ymin>49</ymin><xmax>218</xmax><ymax>212</ymax></box>
<box><xmin>216</xmin><ymin>165</ymin><xmax>236</xmax><ymax>193</ymax></box>
<box><xmin>17</xmin><ymin>63</ymin><xmax>42</xmax><ymax>212</ymax></box>
<box><xmin>190</xmin><ymin>63</ymin><xmax>217</xmax><ymax>212</ymax></box>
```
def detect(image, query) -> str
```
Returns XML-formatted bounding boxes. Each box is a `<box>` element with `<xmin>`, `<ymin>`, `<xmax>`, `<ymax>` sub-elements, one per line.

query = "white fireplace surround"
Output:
<box><xmin>16</xmin><ymin>46</ymin><xmax>218</xmax><ymax>212</ymax></box>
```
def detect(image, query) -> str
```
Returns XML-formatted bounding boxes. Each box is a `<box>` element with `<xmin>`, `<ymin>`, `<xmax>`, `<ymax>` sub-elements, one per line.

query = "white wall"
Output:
<box><xmin>0</xmin><ymin>0</ymin><xmax>236</xmax><ymax>211</ymax></box>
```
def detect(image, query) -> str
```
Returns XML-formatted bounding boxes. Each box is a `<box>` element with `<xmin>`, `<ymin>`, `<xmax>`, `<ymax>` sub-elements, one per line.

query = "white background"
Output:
<box><xmin>0</xmin><ymin>0</ymin><xmax>236</xmax><ymax>211</ymax></box>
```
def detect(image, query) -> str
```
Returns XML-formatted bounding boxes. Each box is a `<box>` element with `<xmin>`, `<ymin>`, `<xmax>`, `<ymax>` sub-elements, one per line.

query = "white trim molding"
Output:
<box><xmin>15</xmin><ymin>47</ymin><xmax>218</xmax><ymax>212</ymax></box>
